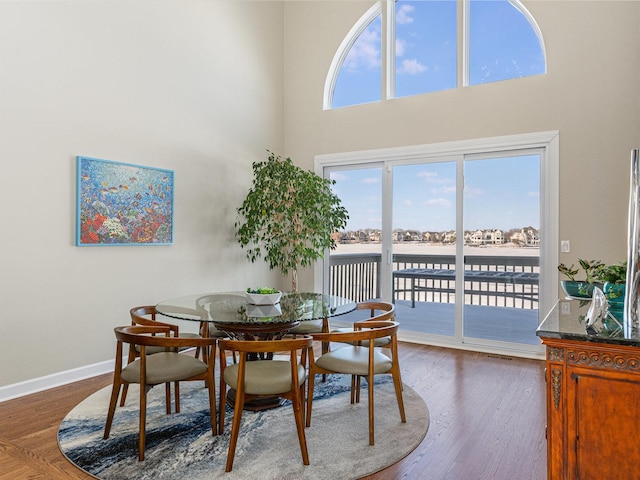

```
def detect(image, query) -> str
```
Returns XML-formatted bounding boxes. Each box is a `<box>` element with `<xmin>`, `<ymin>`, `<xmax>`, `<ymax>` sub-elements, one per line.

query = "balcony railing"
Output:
<box><xmin>329</xmin><ymin>253</ymin><xmax>539</xmax><ymax>309</ymax></box>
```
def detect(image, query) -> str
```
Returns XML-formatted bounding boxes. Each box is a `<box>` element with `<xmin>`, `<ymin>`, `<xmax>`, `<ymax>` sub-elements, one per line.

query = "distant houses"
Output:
<box><xmin>337</xmin><ymin>227</ymin><xmax>539</xmax><ymax>247</ymax></box>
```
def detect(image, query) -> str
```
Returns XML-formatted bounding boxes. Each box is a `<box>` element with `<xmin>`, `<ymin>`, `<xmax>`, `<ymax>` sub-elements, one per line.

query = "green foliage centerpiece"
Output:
<box><xmin>235</xmin><ymin>151</ymin><xmax>349</xmax><ymax>292</ymax></box>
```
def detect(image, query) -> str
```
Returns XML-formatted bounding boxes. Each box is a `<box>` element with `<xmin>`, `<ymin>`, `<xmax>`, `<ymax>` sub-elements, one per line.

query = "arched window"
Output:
<box><xmin>393</xmin><ymin>0</ymin><xmax>457</xmax><ymax>99</ymax></box>
<box><xmin>324</xmin><ymin>3</ymin><xmax>382</xmax><ymax>109</ymax></box>
<box><xmin>325</xmin><ymin>0</ymin><xmax>546</xmax><ymax>109</ymax></box>
<box><xmin>467</xmin><ymin>0</ymin><xmax>546</xmax><ymax>86</ymax></box>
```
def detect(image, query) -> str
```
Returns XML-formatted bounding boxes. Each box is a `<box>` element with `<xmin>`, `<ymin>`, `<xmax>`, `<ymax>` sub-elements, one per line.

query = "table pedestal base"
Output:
<box><xmin>226</xmin><ymin>389</ymin><xmax>285</xmax><ymax>411</ymax></box>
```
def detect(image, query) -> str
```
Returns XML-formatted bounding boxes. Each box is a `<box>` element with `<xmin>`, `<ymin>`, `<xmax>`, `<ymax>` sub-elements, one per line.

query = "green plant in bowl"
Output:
<box><xmin>246</xmin><ymin>287</ymin><xmax>279</xmax><ymax>294</ymax></box>
<box><xmin>558</xmin><ymin>259</ymin><xmax>603</xmax><ymax>298</ymax></box>
<box><xmin>593</xmin><ymin>261</ymin><xmax>627</xmax><ymax>303</ymax></box>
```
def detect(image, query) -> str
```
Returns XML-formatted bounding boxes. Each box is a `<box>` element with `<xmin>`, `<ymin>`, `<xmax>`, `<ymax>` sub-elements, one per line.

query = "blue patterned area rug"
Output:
<box><xmin>58</xmin><ymin>375</ymin><xmax>429</xmax><ymax>480</ymax></box>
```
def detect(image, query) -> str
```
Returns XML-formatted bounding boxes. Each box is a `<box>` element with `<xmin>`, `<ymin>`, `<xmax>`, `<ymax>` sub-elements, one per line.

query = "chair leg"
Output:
<box><xmin>392</xmin><ymin>369</ymin><xmax>406</xmax><ymax>423</ymax></box>
<box><xmin>226</xmin><ymin>385</ymin><xmax>245</xmax><ymax>472</ymax></box>
<box><xmin>206</xmin><ymin>377</ymin><xmax>217</xmax><ymax>436</ymax></box>
<box><xmin>164</xmin><ymin>383</ymin><xmax>171</xmax><ymax>415</ymax></box>
<box><xmin>218</xmin><ymin>380</ymin><xmax>226</xmax><ymax>435</ymax></box>
<box><xmin>350</xmin><ymin>375</ymin><xmax>357</xmax><ymax>404</ymax></box>
<box><xmin>119</xmin><ymin>349</ymin><xmax>137</xmax><ymax>407</ymax></box>
<box><xmin>367</xmin><ymin>375</ymin><xmax>375</xmax><ymax>446</ymax></box>
<box><xmin>119</xmin><ymin>384</ymin><xmax>129</xmax><ymax>407</ymax></box>
<box><xmin>104</xmin><ymin>383</ymin><xmax>121</xmax><ymax>439</ymax></box>
<box><xmin>139</xmin><ymin>385</ymin><xmax>150</xmax><ymax>461</ymax></box>
<box><xmin>305</xmin><ymin>372</ymin><xmax>316</xmax><ymax>427</ymax></box>
<box><xmin>291</xmin><ymin>385</ymin><xmax>310</xmax><ymax>465</ymax></box>
<box><xmin>174</xmin><ymin>381</ymin><xmax>181</xmax><ymax>413</ymax></box>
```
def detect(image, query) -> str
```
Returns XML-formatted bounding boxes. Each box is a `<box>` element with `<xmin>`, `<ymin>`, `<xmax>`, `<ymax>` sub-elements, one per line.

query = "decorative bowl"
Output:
<box><xmin>246</xmin><ymin>290</ymin><xmax>282</xmax><ymax>305</ymax></box>
<box><xmin>246</xmin><ymin>303</ymin><xmax>282</xmax><ymax>318</ymax></box>
<box><xmin>561</xmin><ymin>281</ymin><xmax>601</xmax><ymax>299</ymax></box>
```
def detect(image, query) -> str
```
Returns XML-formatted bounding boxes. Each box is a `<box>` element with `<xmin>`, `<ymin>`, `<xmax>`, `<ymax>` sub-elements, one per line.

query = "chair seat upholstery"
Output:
<box><xmin>223</xmin><ymin>360</ymin><xmax>306</xmax><ymax>395</ymax></box>
<box><xmin>315</xmin><ymin>346</ymin><xmax>393</xmax><ymax>376</ymax></box>
<box><xmin>121</xmin><ymin>352</ymin><xmax>208</xmax><ymax>385</ymax></box>
<box><xmin>289</xmin><ymin>320</ymin><xmax>323</xmax><ymax>334</ymax></box>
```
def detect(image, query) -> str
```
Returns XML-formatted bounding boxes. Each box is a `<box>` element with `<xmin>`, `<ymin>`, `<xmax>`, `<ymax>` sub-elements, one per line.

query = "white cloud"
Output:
<box><xmin>399</xmin><ymin>58</ymin><xmax>427</xmax><ymax>75</ymax></box>
<box><xmin>425</xmin><ymin>198</ymin><xmax>451</xmax><ymax>208</ymax></box>
<box><xmin>362</xmin><ymin>177</ymin><xmax>379</xmax><ymax>184</ymax></box>
<box><xmin>404</xmin><ymin>199</ymin><xmax>413</xmax><ymax>207</ymax></box>
<box><xmin>528</xmin><ymin>191</ymin><xmax>540</xmax><ymax>197</ymax></box>
<box><xmin>330</xmin><ymin>172</ymin><xmax>348</xmax><ymax>181</ymax></box>
<box><xmin>465</xmin><ymin>186</ymin><xmax>484</xmax><ymax>198</ymax></box>
<box><xmin>343</xmin><ymin>27</ymin><xmax>381</xmax><ymax>71</ymax></box>
<box><xmin>396</xmin><ymin>4</ymin><xmax>415</xmax><ymax>25</ymax></box>
<box><xmin>418</xmin><ymin>171</ymin><xmax>454</xmax><ymax>188</ymax></box>
<box><xmin>396</xmin><ymin>38</ymin><xmax>406</xmax><ymax>57</ymax></box>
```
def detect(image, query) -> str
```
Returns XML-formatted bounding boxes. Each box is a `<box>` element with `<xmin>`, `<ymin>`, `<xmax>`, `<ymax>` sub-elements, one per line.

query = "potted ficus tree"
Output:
<box><xmin>235</xmin><ymin>151</ymin><xmax>349</xmax><ymax>292</ymax></box>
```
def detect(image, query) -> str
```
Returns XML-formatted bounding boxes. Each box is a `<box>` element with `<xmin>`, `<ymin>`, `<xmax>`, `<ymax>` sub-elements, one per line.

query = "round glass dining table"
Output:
<box><xmin>155</xmin><ymin>291</ymin><xmax>356</xmax><ymax>338</ymax></box>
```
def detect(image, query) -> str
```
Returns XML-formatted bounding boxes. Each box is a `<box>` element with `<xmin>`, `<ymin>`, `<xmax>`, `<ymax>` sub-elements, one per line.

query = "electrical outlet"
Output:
<box><xmin>561</xmin><ymin>240</ymin><xmax>570</xmax><ymax>253</ymax></box>
<box><xmin>560</xmin><ymin>302</ymin><xmax>570</xmax><ymax>315</ymax></box>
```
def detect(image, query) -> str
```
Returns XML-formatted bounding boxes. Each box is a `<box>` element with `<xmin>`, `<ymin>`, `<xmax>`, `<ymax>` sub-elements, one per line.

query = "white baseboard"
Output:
<box><xmin>0</xmin><ymin>359</ymin><xmax>114</xmax><ymax>403</ymax></box>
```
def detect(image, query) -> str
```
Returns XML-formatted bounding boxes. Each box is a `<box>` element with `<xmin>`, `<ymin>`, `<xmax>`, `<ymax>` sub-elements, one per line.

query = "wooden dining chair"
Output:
<box><xmin>306</xmin><ymin>321</ymin><xmax>405</xmax><ymax>446</ymax></box>
<box><xmin>104</xmin><ymin>325</ymin><xmax>217</xmax><ymax>461</ymax></box>
<box><xmin>217</xmin><ymin>335</ymin><xmax>313</xmax><ymax>472</ymax></box>
<box><xmin>119</xmin><ymin>306</ymin><xmax>203</xmax><ymax>411</ymax></box>
<box><xmin>332</xmin><ymin>300</ymin><xmax>395</xmax><ymax>347</ymax></box>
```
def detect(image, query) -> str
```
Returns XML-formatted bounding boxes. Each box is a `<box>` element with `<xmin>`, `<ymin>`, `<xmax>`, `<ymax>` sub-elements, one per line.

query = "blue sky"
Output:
<box><xmin>332</xmin><ymin>0</ymin><xmax>545</xmax><ymax>107</ymax></box>
<box><xmin>329</xmin><ymin>1</ymin><xmax>544</xmax><ymax>232</ymax></box>
<box><xmin>330</xmin><ymin>155</ymin><xmax>540</xmax><ymax>233</ymax></box>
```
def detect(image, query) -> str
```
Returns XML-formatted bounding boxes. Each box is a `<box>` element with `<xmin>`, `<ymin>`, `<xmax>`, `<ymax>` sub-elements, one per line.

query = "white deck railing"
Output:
<box><xmin>329</xmin><ymin>253</ymin><xmax>539</xmax><ymax>309</ymax></box>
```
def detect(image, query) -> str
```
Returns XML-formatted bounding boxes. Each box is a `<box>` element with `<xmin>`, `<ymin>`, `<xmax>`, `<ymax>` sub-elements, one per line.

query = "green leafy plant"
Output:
<box><xmin>235</xmin><ymin>151</ymin><xmax>349</xmax><ymax>292</ymax></box>
<box><xmin>558</xmin><ymin>259</ymin><xmax>603</xmax><ymax>283</ymax></box>
<box><xmin>246</xmin><ymin>287</ymin><xmax>279</xmax><ymax>294</ymax></box>
<box><xmin>593</xmin><ymin>261</ymin><xmax>627</xmax><ymax>285</ymax></box>
<box><xmin>558</xmin><ymin>259</ymin><xmax>604</xmax><ymax>297</ymax></box>
<box><xmin>557</xmin><ymin>263</ymin><xmax>579</xmax><ymax>281</ymax></box>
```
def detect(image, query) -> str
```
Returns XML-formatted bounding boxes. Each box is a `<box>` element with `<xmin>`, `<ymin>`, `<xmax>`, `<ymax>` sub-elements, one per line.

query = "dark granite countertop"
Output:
<box><xmin>537</xmin><ymin>299</ymin><xmax>640</xmax><ymax>346</ymax></box>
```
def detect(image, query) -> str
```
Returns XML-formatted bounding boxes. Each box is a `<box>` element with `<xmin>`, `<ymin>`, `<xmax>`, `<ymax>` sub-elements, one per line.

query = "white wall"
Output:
<box><xmin>283</xmin><ymin>1</ymin><xmax>640</xmax><ymax>288</ymax></box>
<box><xmin>0</xmin><ymin>1</ymin><xmax>284</xmax><ymax>390</ymax></box>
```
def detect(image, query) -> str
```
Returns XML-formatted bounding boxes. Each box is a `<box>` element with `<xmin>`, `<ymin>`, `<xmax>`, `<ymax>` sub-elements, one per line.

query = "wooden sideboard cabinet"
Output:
<box><xmin>538</xmin><ymin>301</ymin><xmax>640</xmax><ymax>480</ymax></box>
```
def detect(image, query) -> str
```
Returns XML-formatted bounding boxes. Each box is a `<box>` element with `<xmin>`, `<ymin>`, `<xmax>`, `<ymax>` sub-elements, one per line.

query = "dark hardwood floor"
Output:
<box><xmin>0</xmin><ymin>342</ymin><xmax>547</xmax><ymax>480</ymax></box>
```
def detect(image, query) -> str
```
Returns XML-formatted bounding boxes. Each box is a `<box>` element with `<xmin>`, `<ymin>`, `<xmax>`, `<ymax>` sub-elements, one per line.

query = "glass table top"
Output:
<box><xmin>156</xmin><ymin>291</ymin><xmax>356</xmax><ymax>326</ymax></box>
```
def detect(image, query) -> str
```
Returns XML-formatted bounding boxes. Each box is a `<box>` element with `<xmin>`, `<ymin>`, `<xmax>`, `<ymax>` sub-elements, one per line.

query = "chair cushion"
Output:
<box><xmin>315</xmin><ymin>346</ymin><xmax>393</xmax><ymax>376</ymax></box>
<box><xmin>223</xmin><ymin>360</ymin><xmax>306</xmax><ymax>395</ymax></box>
<box><xmin>121</xmin><ymin>352</ymin><xmax>208</xmax><ymax>385</ymax></box>
<box><xmin>331</xmin><ymin>327</ymin><xmax>391</xmax><ymax>347</ymax></box>
<box><xmin>289</xmin><ymin>320</ymin><xmax>323</xmax><ymax>334</ymax></box>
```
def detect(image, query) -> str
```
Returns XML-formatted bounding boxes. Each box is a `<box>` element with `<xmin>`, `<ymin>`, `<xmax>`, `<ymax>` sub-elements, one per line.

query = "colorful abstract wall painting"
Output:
<box><xmin>76</xmin><ymin>156</ymin><xmax>174</xmax><ymax>246</ymax></box>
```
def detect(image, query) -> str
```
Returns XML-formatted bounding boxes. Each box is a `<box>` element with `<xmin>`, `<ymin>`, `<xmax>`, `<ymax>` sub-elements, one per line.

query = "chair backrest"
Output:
<box><xmin>115</xmin><ymin>324</ymin><xmax>215</xmax><ymax>350</ymax></box>
<box><xmin>311</xmin><ymin>321</ymin><xmax>399</xmax><ymax>348</ymax></box>
<box><xmin>356</xmin><ymin>301</ymin><xmax>395</xmax><ymax>322</ymax></box>
<box><xmin>218</xmin><ymin>335</ymin><xmax>313</xmax><ymax>357</ymax></box>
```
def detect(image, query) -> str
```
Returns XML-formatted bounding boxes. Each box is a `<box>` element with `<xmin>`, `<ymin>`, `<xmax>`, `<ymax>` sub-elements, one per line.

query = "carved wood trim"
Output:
<box><xmin>551</xmin><ymin>368</ymin><xmax>561</xmax><ymax>410</ymax></box>
<box><xmin>566</xmin><ymin>348</ymin><xmax>640</xmax><ymax>372</ymax></box>
<box><xmin>547</xmin><ymin>346</ymin><xmax>564</xmax><ymax>362</ymax></box>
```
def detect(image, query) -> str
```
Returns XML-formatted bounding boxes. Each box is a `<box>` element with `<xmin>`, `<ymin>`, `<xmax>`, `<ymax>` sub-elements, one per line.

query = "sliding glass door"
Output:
<box><xmin>318</xmin><ymin>133</ymin><xmax>557</xmax><ymax>357</ymax></box>
<box><xmin>462</xmin><ymin>153</ymin><xmax>541</xmax><ymax>347</ymax></box>
<box><xmin>391</xmin><ymin>161</ymin><xmax>457</xmax><ymax>338</ymax></box>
